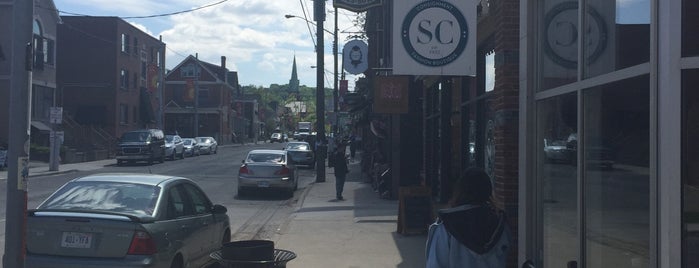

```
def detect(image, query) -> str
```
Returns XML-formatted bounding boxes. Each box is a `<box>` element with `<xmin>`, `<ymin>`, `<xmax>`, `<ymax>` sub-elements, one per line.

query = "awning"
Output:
<box><xmin>31</xmin><ymin>121</ymin><xmax>52</xmax><ymax>132</ymax></box>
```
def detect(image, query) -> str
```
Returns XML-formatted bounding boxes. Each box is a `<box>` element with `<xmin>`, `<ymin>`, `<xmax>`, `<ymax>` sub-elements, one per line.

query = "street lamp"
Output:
<box><xmin>285</xmin><ymin>12</ymin><xmax>339</xmax><ymax>134</ymax></box>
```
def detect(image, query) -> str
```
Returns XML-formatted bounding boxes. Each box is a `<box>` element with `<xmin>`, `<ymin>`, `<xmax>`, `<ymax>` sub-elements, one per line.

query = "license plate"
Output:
<box><xmin>257</xmin><ymin>181</ymin><xmax>270</xmax><ymax>187</ymax></box>
<box><xmin>61</xmin><ymin>232</ymin><xmax>93</xmax><ymax>248</ymax></box>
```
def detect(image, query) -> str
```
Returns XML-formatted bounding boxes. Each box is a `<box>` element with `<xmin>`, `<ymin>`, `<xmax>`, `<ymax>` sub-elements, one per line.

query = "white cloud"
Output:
<box><xmin>55</xmin><ymin>0</ymin><xmax>363</xmax><ymax>88</ymax></box>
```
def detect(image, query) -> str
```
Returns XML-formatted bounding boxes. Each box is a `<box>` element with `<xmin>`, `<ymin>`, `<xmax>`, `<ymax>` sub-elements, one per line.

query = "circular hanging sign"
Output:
<box><xmin>401</xmin><ymin>1</ymin><xmax>469</xmax><ymax>67</ymax></box>
<box><xmin>343</xmin><ymin>40</ymin><xmax>369</xmax><ymax>75</ymax></box>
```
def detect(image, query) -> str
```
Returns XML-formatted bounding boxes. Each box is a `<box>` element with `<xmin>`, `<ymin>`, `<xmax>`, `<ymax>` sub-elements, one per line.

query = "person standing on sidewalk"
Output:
<box><xmin>425</xmin><ymin>167</ymin><xmax>510</xmax><ymax>268</ymax></box>
<box><xmin>332</xmin><ymin>140</ymin><xmax>349</xmax><ymax>200</ymax></box>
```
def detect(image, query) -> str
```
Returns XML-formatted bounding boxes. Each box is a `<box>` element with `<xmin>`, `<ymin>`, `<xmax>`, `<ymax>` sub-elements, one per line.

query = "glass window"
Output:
<box><xmin>539</xmin><ymin>0</ymin><xmax>579</xmax><ymax>91</ymax></box>
<box><xmin>683</xmin><ymin>1</ymin><xmax>699</xmax><ymax>56</ymax></box>
<box><xmin>39</xmin><ymin>181</ymin><xmax>159</xmax><ymax>216</ymax></box>
<box><xmin>584</xmin><ymin>0</ymin><xmax>650</xmax><ymax>78</ymax></box>
<box><xmin>119</xmin><ymin>104</ymin><xmax>128</xmax><ymax>124</ymax></box>
<box><xmin>682</xmin><ymin>69</ymin><xmax>699</xmax><ymax>267</ymax></box>
<box><xmin>538</xmin><ymin>92</ymin><xmax>578</xmax><ymax>268</ymax></box>
<box><xmin>167</xmin><ymin>186</ymin><xmax>186</xmax><ymax>219</ymax></box>
<box><xmin>583</xmin><ymin>75</ymin><xmax>650</xmax><ymax>267</ymax></box>
<box><xmin>182</xmin><ymin>183</ymin><xmax>212</xmax><ymax>215</ymax></box>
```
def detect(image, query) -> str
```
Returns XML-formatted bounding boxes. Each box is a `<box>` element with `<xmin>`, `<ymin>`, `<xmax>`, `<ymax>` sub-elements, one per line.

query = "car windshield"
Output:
<box><xmin>165</xmin><ymin>135</ymin><xmax>174</xmax><ymax>142</ymax></box>
<box><xmin>183</xmin><ymin>139</ymin><xmax>193</xmax><ymax>145</ymax></box>
<box><xmin>121</xmin><ymin>132</ymin><xmax>149</xmax><ymax>142</ymax></box>
<box><xmin>272</xmin><ymin>133</ymin><xmax>281</xmax><ymax>138</ymax></box>
<box><xmin>39</xmin><ymin>181</ymin><xmax>160</xmax><ymax>216</ymax></box>
<box><xmin>198</xmin><ymin>138</ymin><xmax>211</xmax><ymax>144</ymax></box>
<box><xmin>247</xmin><ymin>153</ymin><xmax>285</xmax><ymax>163</ymax></box>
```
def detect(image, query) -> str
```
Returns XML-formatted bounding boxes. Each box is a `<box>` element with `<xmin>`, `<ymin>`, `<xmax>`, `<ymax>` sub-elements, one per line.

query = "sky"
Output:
<box><xmin>52</xmin><ymin>0</ymin><xmax>364</xmax><ymax>90</ymax></box>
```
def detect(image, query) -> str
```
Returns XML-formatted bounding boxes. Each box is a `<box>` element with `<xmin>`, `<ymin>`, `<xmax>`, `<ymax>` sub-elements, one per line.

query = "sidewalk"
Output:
<box><xmin>273</xmin><ymin>154</ymin><xmax>427</xmax><ymax>268</ymax></box>
<box><xmin>0</xmin><ymin>158</ymin><xmax>114</xmax><ymax>180</ymax></box>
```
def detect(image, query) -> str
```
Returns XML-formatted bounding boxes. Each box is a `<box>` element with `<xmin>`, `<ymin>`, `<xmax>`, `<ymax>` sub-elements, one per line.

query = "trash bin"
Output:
<box><xmin>211</xmin><ymin>240</ymin><xmax>296</xmax><ymax>268</ymax></box>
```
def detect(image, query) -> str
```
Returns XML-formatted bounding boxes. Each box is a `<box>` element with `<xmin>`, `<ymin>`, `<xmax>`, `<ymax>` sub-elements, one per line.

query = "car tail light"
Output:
<box><xmin>239</xmin><ymin>165</ymin><xmax>252</xmax><ymax>175</ymax></box>
<box><xmin>275</xmin><ymin>165</ymin><xmax>291</xmax><ymax>176</ymax></box>
<box><xmin>128</xmin><ymin>231</ymin><xmax>157</xmax><ymax>255</ymax></box>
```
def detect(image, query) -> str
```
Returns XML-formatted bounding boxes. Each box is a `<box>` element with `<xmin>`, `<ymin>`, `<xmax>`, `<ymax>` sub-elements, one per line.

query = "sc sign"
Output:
<box><xmin>393</xmin><ymin>0</ymin><xmax>476</xmax><ymax>76</ymax></box>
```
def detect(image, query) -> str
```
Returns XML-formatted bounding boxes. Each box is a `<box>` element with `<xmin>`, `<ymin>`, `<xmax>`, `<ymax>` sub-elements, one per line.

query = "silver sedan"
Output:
<box><xmin>238</xmin><ymin>149</ymin><xmax>299</xmax><ymax>197</ymax></box>
<box><xmin>26</xmin><ymin>173</ymin><xmax>231</xmax><ymax>268</ymax></box>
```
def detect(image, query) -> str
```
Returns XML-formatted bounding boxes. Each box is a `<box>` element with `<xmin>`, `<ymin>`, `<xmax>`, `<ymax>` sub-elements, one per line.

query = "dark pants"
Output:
<box><xmin>335</xmin><ymin>172</ymin><xmax>346</xmax><ymax>198</ymax></box>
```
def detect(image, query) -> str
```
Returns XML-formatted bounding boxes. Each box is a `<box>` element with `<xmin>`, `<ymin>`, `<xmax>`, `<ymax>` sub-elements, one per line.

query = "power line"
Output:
<box><xmin>299</xmin><ymin>0</ymin><xmax>316</xmax><ymax>49</ymax></box>
<box><xmin>40</xmin><ymin>0</ymin><xmax>229</xmax><ymax>19</ymax></box>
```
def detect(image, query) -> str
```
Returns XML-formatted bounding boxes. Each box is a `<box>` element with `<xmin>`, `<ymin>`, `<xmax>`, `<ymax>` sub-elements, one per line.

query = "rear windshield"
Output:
<box><xmin>121</xmin><ymin>132</ymin><xmax>149</xmax><ymax>142</ymax></box>
<box><xmin>287</xmin><ymin>143</ymin><xmax>310</xmax><ymax>150</ymax></box>
<box><xmin>246</xmin><ymin>153</ymin><xmax>286</xmax><ymax>163</ymax></box>
<box><xmin>39</xmin><ymin>181</ymin><xmax>160</xmax><ymax>216</ymax></box>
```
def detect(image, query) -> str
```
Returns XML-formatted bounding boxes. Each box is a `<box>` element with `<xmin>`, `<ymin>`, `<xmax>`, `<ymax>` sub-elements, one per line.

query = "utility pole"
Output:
<box><xmin>157</xmin><ymin>35</ymin><xmax>164</xmax><ymax>129</ymax></box>
<box><xmin>4</xmin><ymin>0</ymin><xmax>34</xmax><ymax>267</ymax></box>
<box><xmin>194</xmin><ymin>54</ymin><xmax>199</xmax><ymax>137</ymax></box>
<box><xmin>333</xmin><ymin>7</ymin><xmax>339</xmax><ymax>135</ymax></box>
<box><xmin>314</xmin><ymin>0</ymin><xmax>326</xmax><ymax>182</ymax></box>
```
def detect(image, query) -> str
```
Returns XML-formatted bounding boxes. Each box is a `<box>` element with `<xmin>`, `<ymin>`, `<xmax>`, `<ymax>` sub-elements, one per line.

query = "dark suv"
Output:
<box><xmin>115</xmin><ymin>129</ymin><xmax>166</xmax><ymax>165</ymax></box>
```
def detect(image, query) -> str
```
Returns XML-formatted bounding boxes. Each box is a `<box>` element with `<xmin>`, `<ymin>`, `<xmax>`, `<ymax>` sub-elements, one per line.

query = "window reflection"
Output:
<box><xmin>538</xmin><ymin>93</ymin><xmax>578</xmax><ymax>268</ymax></box>
<box><xmin>682</xmin><ymin>69</ymin><xmax>699</xmax><ymax>267</ymax></box>
<box><xmin>539</xmin><ymin>0</ymin><xmax>578</xmax><ymax>90</ymax></box>
<box><xmin>585</xmin><ymin>0</ymin><xmax>650</xmax><ymax>78</ymax></box>
<box><xmin>682</xmin><ymin>0</ymin><xmax>699</xmax><ymax>56</ymax></box>
<box><xmin>584</xmin><ymin>75</ymin><xmax>650</xmax><ymax>268</ymax></box>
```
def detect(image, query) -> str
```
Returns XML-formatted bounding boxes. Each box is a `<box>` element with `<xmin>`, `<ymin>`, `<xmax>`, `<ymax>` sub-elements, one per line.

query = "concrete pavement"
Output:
<box><xmin>273</xmin><ymin>155</ymin><xmax>427</xmax><ymax>268</ymax></box>
<box><xmin>0</xmin><ymin>148</ymin><xmax>428</xmax><ymax>268</ymax></box>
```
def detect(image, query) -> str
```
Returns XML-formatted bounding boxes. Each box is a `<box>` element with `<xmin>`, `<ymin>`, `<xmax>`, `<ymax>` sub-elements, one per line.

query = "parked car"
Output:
<box><xmin>270</xmin><ymin>133</ymin><xmax>288</xmax><ymax>143</ymax></box>
<box><xmin>115</xmin><ymin>129</ymin><xmax>165</xmax><ymax>166</ymax></box>
<box><xmin>543</xmin><ymin>138</ymin><xmax>570</xmax><ymax>163</ymax></box>
<box><xmin>238</xmin><ymin>149</ymin><xmax>299</xmax><ymax>197</ymax></box>
<box><xmin>182</xmin><ymin>138</ymin><xmax>200</xmax><ymax>157</ymax></box>
<box><xmin>26</xmin><ymin>173</ymin><xmax>231</xmax><ymax>268</ymax></box>
<box><xmin>165</xmin><ymin>134</ymin><xmax>185</xmax><ymax>160</ymax></box>
<box><xmin>566</xmin><ymin>133</ymin><xmax>615</xmax><ymax>169</ymax></box>
<box><xmin>284</xmin><ymin>141</ymin><xmax>315</xmax><ymax>168</ymax></box>
<box><xmin>196</xmin><ymin>137</ymin><xmax>218</xmax><ymax>154</ymax></box>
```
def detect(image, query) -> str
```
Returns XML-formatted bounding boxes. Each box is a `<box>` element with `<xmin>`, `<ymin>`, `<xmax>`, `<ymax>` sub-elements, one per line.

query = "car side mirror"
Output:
<box><xmin>212</xmin><ymin>204</ymin><xmax>227</xmax><ymax>214</ymax></box>
<box><xmin>241</xmin><ymin>159</ymin><xmax>245</xmax><ymax>163</ymax></box>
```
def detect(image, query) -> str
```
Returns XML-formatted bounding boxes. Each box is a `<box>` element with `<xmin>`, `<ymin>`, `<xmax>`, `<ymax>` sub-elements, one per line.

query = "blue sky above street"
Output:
<box><xmin>52</xmin><ymin>0</ymin><xmax>363</xmax><ymax>90</ymax></box>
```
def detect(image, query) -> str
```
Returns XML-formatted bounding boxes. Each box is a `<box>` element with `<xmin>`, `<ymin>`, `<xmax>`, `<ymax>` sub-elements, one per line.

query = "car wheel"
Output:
<box><xmin>214</xmin><ymin>147</ymin><xmax>218</xmax><ymax>154</ymax></box>
<box><xmin>180</xmin><ymin>149</ymin><xmax>185</xmax><ymax>159</ymax></box>
<box><xmin>169</xmin><ymin>255</ymin><xmax>183</xmax><ymax>268</ymax></box>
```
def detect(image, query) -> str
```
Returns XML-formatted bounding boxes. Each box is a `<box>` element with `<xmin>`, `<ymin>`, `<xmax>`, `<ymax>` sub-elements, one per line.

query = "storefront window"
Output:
<box><xmin>584</xmin><ymin>0</ymin><xmax>650</xmax><ymax>78</ymax></box>
<box><xmin>682</xmin><ymin>69</ymin><xmax>699</xmax><ymax>267</ymax></box>
<box><xmin>583</xmin><ymin>75</ymin><xmax>649</xmax><ymax>267</ymax></box>
<box><xmin>537</xmin><ymin>93</ymin><xmax>578</xmax><ymax>268</ymax></box>
<box><xmin>682</xmin><ymin>1</ymin><xmax>699</xmax><ymax>57</ymax></box>
<box><xmin>539</xmin><ymin>0</ymin><xmax>579</xmax><ymax>91</ymax></box>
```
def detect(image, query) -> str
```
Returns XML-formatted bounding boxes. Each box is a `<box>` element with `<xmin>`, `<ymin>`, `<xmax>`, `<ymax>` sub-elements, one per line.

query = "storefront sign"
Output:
<box><xmin>393</xmin><ymin>0</ymin><xmax>476</xmax><ymax>76</ymax></box>
<box><xmin>373</xmin><ymin>76</ymin><xmax>409</xmax><ymax>114</ymax></box>
<box><xmin>333</xmin><ymin>0</ymin><xmax>382</xmax><ymax>12</ymax></box>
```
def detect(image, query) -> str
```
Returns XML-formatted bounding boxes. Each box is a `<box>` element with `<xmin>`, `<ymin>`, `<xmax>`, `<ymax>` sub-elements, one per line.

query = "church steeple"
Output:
<box><xmin>289</xmin><ymin>55</ymin><xmax>300</xmax><ymax>94</ymax></box>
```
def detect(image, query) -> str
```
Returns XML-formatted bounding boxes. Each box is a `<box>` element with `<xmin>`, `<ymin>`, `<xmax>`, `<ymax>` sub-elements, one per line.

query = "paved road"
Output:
<box><xmin>0</xmin><ymin>141</ymin><xmax>316</xmax><ymax>265</ymax></box>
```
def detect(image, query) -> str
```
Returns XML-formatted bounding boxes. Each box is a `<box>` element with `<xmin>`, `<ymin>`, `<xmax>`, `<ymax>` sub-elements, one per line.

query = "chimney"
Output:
<box><xmin>221</xmin><ymin>56</ymin><xmax>227</xmax><ymax>82</ymax></box>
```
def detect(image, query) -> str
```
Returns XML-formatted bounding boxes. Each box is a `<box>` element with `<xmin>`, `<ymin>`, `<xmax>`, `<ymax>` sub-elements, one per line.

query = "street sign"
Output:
<box><xmin>50</xmin><ymin>107</ymin><xmax>63</xmax><ymax>124</ymax></box>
